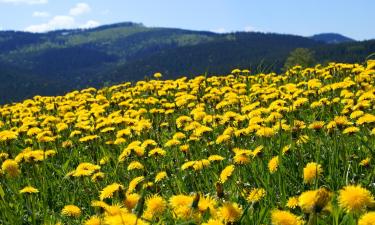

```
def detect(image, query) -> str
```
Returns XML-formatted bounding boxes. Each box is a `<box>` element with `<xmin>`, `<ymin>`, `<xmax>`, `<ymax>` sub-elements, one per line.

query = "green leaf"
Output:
<box><xmin>0</xmin><ymin>184</ymin><xmax>5</xmax><ymax>200</ymax></box>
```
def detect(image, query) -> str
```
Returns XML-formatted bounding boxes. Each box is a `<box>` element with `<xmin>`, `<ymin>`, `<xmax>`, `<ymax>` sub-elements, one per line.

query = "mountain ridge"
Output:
<box><xmin>310</xmin><ymin>33</ymin><xmax>355</xmax><ymax>44</ymax></box>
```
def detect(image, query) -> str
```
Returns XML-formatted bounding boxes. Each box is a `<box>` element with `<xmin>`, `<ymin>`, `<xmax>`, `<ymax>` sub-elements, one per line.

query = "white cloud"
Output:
<box><xmin>244</xmin><ymin>26</ymin><xmax>255</xmax><ymax>32</ymax></box>
<box><xmin>0</xmin><ymin>0</ymin><xmax>47</xmax><ymax>4</ymax></box>
<box><xmin>80</xmin><ymin>20</ymin><xmax>100</xmax><ymax>29</ymax></box>
<box><xmin>25</xmin><ymin>16</ymin><xmax>100</xmax><ymax>33</ymax></box>
<box><xmin>25</xmin><ymin>15</ymin><xmax>75</xmax><ymax>32</ymax></box>
<box><xmin>25</xmin><ymin>2</ymin><xmax>98</xmax><ymax>33</ymax></box>
<box><xmin>243</xmin><ymin>25</ymin><xmax>262</xmax><ymax>32</ymax></box>
<box><xmin>32</xmin><ymin>11</ymin><xmax>50</xmax><ymax>17</ymax></box>
<box><xmin>211</xmin><ymin>28</ymin><xmax>227</xmax><ymax>33</ymax></box>
<box><xmin>69</xmin><ymin>2</ymin><xmax>91</xmax><ymax>16</ymax></box>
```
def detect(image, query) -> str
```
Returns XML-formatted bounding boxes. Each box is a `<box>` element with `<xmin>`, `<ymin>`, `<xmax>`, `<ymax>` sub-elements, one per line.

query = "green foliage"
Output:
<box><xmin>283</xmin><ymin>48</ymin><xmax>316</xmax><ymax>71</ymax></box>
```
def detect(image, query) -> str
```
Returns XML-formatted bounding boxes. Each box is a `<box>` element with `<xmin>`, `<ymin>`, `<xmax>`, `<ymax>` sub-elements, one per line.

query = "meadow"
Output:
<box><xmin>1</xmin><ymin>61</ymin><xmax>375</xmax><ymax>225</ymax></box>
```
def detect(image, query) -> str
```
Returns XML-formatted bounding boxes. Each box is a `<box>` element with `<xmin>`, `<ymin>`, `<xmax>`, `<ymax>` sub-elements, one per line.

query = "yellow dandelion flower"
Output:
<box><xmin>19</xmin><ymin>186</ymin><xmax>39</xmax><ymax>194</ymax></box>
<box><xmin>1</xmin><ymin>159</ymin><xmax>20</xmax><ymax>177</ymax></box>
<box><xmin>127</xmin><ymin>161</ymin><xmax>144</xmax><ymax>171</ymax></box>
<box><xmin>155</xmin><ymin>171</ymin><xmax>167</xmax><ymax>182</ymax></box>
<box><xmin>208</xmin><ymin>155</ymin><xmax>225</xmax><ymax>162</ymax></box>
<box><xmin>246</xmin><ymin>188</ymin><xmax>266</xmax><ymax>203</ymax></box>
<box><xmin>252</xmin><ymin>145</ymin><xmax>264</xmax><ymax>158</ymax></box>
<box><xmin>124</xmin><ymin>193</ymin><xmax>140</xmax><ymax>210</ymax></box>
<box><xmin>173</xmin><ymin>132</ymin><xmax>186</xmax><ymax>140</ymax></box>
<box><xmin>231</xmin><ymin>68</ymin><xmax>241</xmax><ymax>74</ymax></box>
<box><xmin>148</xmin><ymin>148</ymin><xmax>166</xmax><ymax>157</ymax></box>
<box><xmin>293</xmin><ymin>120</ymin><xmax>306</xmax><ymax>131</ymax></box>
<box><xmin>61</xmin><ymin>204</ymin><xmax>81</xmax><ymax>217</ymax></box>
<box><xmin>271</xmin><ymin>210</ymin><xmax>303</xmax><ymax>225</ymax></box>
<box><xmin>357</xmin><ymin>114</ymin><xmax>375</xmax><ymax>125</ymax></box>
<box><xmin>218</xmin><ymin>202</ymin><xmax>242</xmax><ymax>223</ymax></box>
<box><xmin>99</xmin><ymin>183</ymin><xmax>124</xmax><ymax>201</ymax></box>
<box><xmin>91</xmin><ymin>172</ymin><xmax>105</xmax><ymax>182</ymax></box>
<box><xmin>282</xmin><ymin>145</ymin><xmax>291</xmax><ymax>155</ymax></box>
<box><xmin>179</xmin><ymin>144</ymin><xmax>189</xmax><ymax>152</ymax></box>
<box><xmin>358</xmin><ymin>212</ymin><xmax>375</xmax><ymax>225</ymax></box>
<box><xmin>104</xmin><ymin>211</ymin><xmax>148</xmax><ymax>225</ymax></box>
<box><xmin>298</xmin><ymin>191</ymin><xmax>316</xmax><ymax>212</ymax></box>
<box><xmin>56</xmin><ymin>122</ymin><xmax>68</xmax><ymax>132</ymax></box>
<box><xmin>298</xmin><ymin>188</ymin><xmax>332</xmax><ymax>213</ymax></box>
<box><xmin>164</xmin><ymin>139</ymin><xmax>180</xmax><ymax>147</ymax></box>
<box><xmin>268</xmin><ymin>156</ymin><xmax>279</xmax><ymax>174</ymax></box>
<box><xmin>181</xmin><ymin>161</ymin><xmax>196</xmax><ymax>170</ymax></box>
<box><xmin>154</xmin><ymin>72</ymin><xmax>162</xmax><ymax>78</ymax></box>
<box><xmin>91</xmin><ymin>200</ymin><xmax>109</xmax><ymax>210</ymax></box>
<box><xmin>234</xmin><ymin>153</ymin><xmax>250</xmax><ymax>165</ymax></box>
<box><xmin>62</xmin><ymin>140</ymin><xmax>73</xmax><ymax>148</ymax></box>
<box><xmin>303</xmin><ymin>162</ymin><xmax>323</xmax><ymax>184</ymax></box>
<box><xmin>193</xmin><ymin>159</ymin><xmax>210</xmax><ymax>171</ymax></box>
<box><xmin>338</xmin><ymin>185</ymin><xmax>374</xmax><ymax>213</ymax></box>
<box><xmin>350</xmin><ymin>110</ymin><xmax>364</xmax><ymax>119</ymax></box>
<box><xmin>296</xmin><ymin>135</ymin><xmax>309</xmax><ymax>145</ymax></box>
<box><xmin>202</xmin><ymin>219</ymin><xmax>224</xmax><ymax>225</ymax></box>
<box><xmin>169</xmin><ymin>194</ymin><xmax>193</xmax><ymax>209</ymax></box>
<box><xmin>0</xmin><ymin>130</ymin><xmax>18</xmax><ymax>142</ymax></box>
<box><xmin>308</xmin><ymin>121</ymin><xmax>325</xmax><ymax>130</ymax></box>
<box><xmin>256</xmin><ymin>127</ymin><xmax>275</xmax><ymax>137</ymax></box>
<box><xmin>342</xmin><ymin>126</ymin><xmax>360</xmax><ymax>134</ymax></box>
<box><xmin>84</xmin><ymin>215</ymin><xmax>101</xmax><ymax>225</ymax></box>
<box><xmin>360</xmin><ymin>157</ymin><xmax>371</xmax><ymax>167</ymax></box>
<box><xmin>79</xmin><ymin>135</ymin><xmax>99</xmax><ymax>143</ymax></box>
<box><xmin>144</xmin><ymin>194</ymin><xmax>167</xmax><ymax>219</ymax></box>
<box><xmin>198</xmin><ymin>195</ymin><xmax>217</xmax><ymax>214</ymax></box>
<box><xmin>0</xmin><ymin>152</ymin><xmax>9</xmax><ymax>160</ymax></box>
<box><xmin>104</xmin><ymin>203</ymin><xmax>128</xmax><ymax>216</ymax></box>
<box><xmin>220</xmin><ymin>165</ymin><xmax>235</xmax><ymax>183</ymax></box>
<box><xmin>334</xmin><ymin>116</ymin><xmax>351</xmax><ymax>127</ymax></box>
<box><xmin>286</xmin><ymin>197</ymin><xmax>299</xmax><ymax>209</ymax></box>
<box><xmin>127</xmin><ymin>176</ymin><xmax>144</xmax><ymax>194</ymax></box>
<box><xmin>216</xmin><ymin>134</ymin><xmax>231</xmax><ymax>144</ymax></box>
<box><xmin>99</xmin><ymin>156</ymin><xmax>110</xmax><ymax>165</ymax></box>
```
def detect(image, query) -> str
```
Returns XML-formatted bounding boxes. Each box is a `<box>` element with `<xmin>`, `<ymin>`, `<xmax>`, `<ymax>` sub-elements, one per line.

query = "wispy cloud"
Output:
<box><xmin>69</xmin><ymin>2</ymin><xmax>91</xmax><ymax>16</ymax></box>
<box><xmin>244</xmin><ymin>26</ymin><xmax>255</xmax><ymax>32</ymax></box>
<box><xmin>80</xmin><ymin>20</ymin><xmax>100</xmax><ymax>29</ymax></box>
<box><xmin>0</xmin><ymin>0</ymin><xmax>47</xmax><ymax>4</ymax></box>
<box><xmin>25</xmin><ymin>16</ymin><xmax>100</xmax><ymax>32</ymax></box>
<box><xmin>32</xmin><ymin>11</ymin><xmax>50</xmax><ymax>17</ymax></box>
<box><xmin>211</xmin><ymin>28</ymin><xmax>227</xmax><ymax>33</ymax></box>
<box><xmin>243</xmin><ymin>25</ymin><xmax>262</xmax><ymax>32</ymax></box>
<box><xmin>25</xmin><ymin>2</ymin><xmax>99</xmax><ymax>33</ymax></box>
<box><xmin>25</xmin><ymin>15</ymin><xmax>75</xmax><ymax>32</ymax></box>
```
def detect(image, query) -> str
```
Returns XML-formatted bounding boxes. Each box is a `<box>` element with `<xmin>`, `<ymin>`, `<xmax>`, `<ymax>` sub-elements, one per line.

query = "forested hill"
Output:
<box><xmin>0</xmin><ymin>22</ymin><xmax>374</xmax><ymax>104</ymax></box>
<box><xmin>310</xmin><ymin>33</ymin><xmax>355</xmax><ymax>44</ymax></box>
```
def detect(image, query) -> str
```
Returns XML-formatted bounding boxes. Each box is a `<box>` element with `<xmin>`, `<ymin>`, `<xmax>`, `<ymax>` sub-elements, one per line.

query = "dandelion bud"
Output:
<box><xmin>216</xmin><ymin>182</ymin><xmax>224</xmax><ymax>198</ymax></box>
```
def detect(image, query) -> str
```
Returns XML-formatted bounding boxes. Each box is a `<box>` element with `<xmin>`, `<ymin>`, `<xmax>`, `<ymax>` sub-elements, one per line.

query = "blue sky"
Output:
<box><xmin>0</xmin><ymin>0</ymin><xmax>373</xmax><ymax>40</ymax></box>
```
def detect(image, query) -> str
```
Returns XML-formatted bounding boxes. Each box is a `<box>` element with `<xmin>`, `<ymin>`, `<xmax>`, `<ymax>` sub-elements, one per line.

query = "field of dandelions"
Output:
<box><xmin>1</xmin><ymin>61</ymin><xmax>375</xmax><ymax>225</ymax></box>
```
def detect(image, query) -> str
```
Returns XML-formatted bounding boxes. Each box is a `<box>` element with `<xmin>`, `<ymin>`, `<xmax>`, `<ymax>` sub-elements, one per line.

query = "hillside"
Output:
<box><xmin>0</xmin><ymin>22</ymin><xmax>374</xmax><ymax>103</ymax></box>
<box><xmin>310</xmin><ymin>33</ymin><xmax>355</xmax><ymax>44</ymax></box>
<box><xmin>109</xmin><ymin>35</ymin><xmax>375</xmax><ymax>84</ymax></box>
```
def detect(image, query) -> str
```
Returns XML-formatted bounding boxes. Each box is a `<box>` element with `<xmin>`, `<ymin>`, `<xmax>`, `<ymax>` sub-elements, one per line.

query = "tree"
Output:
<box><xmin>283</xmin><ymin>48</ymin><xmax>315</xmax><ymax>71</ymax></box>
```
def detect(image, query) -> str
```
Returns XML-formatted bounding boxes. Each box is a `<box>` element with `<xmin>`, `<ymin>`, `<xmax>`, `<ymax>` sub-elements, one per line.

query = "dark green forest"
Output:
<box><xmin>0</xmin><ymin>22</ymin><xmax>374</xmax><ymax>104</ymax></box>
